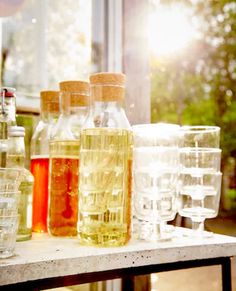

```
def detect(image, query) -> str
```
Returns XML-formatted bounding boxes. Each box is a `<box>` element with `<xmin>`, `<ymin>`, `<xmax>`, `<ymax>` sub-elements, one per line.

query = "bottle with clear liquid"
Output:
<box><xmin>49</xmin><ymin>81</ymin><xmax>90</xmax><ymax>237</ymax></box>
<box><xmin>78</xmin><ymin>72</ymin><xmax>133</xmax><ymax>247</ymax></box>
<box><xmin>0</xmin><ymin>87</ymin><xmax>17</xmax><ymax>167</ymax></box>
<box><xmin>7</xmin><ymin>126</ymin><xmax>34</xmax><ymax>241</ymax></box>
<box><xmin>30</xmin><ymin>91</ymin><xmax>59</xmax><ymax>233</ymax></box>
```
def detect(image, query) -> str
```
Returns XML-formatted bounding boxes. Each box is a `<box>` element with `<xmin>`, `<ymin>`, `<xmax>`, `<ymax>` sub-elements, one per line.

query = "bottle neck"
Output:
<box><xmin>41</xmin><ymin>111</ymin><xmax>58</xmax><ymax>122</ymax></box>
<box><xmin>61</xmin><ymin>105</ymin><xmax>88</xmax><ymax>116</ymax></box>
<box><xmin>86</xmin><ymin>100</ymin><xmax>130</xmax><ymax>129</ymax></box>
<box><xmin>0</xmin><ymin>97</ymin><xmax>16</xmax><ymax>125</ymax></box>
<box><xmin>93</xmin><ymin>100</ymin><xmax>121</xmax><ymax>111</ymax></box>
<box><xmin>7</xmin><ymin>136</ymin><xmax>25</xmax><ymax>168</ymax></box>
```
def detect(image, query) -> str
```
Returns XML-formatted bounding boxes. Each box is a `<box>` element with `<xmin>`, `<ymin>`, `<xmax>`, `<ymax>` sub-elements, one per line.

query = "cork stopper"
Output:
<box><xmin>90</xmin><ymin>72</ymin><xmax>126</xmax><ymax>102</ymax></box>
<box><xmin>40</xmin><ymin>90</ymin><xmax>60</xmax><ymax>113</ymax></box>
<box><xmin>59</xmin><ymin>80</ymin><xmax>90</xmax><ymax>108</ymax></box>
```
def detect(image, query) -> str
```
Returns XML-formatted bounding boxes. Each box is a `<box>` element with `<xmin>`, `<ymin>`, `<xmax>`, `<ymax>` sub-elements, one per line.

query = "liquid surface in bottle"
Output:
<box><xmin>78</xmin><ymin>128</ymin><xmax>132</xmax><ymax>247</ymax></box>
<box><xmin>49</xmin><ymin>140</ymin><xmax>80</xmax><ymax>237</ymax></box>
<box><xmin>31</xmin><ymin>156</ymin><xmax>49</xmax><ymax>233</ymax></box>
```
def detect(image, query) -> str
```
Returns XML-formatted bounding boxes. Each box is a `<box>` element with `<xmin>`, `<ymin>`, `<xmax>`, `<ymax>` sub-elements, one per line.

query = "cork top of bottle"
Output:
<box><xmin>40</xmin><ymin>90</ymin><xmax>60</xmax><ymax>113</ymax></box>
<box><xmin>59</xmin><ymin>81</ymin><xmax>89</xmax><ymax>93</ymax></box>
<box><xmin>59</xmin><ymin>80</ymin><xmax>90</xmax><ymax>108</ymax></box>
<box><xmin>90</xmin><ymin>73</ymin><xmax>126</xmax><ymax>86</ymax></box>
<box><xmin>90</xmin><ymin>73</ymin><xmax>126</xmax><ymax>102</ymax></box>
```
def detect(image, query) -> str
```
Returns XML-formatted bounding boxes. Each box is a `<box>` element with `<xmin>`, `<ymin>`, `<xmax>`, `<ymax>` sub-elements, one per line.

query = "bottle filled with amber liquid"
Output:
<box><xmin>49</xmin><ymin>81</ymin><xmax>90</xmax><ymax>236</ymax></box>
<box><xmin>78</xmin><ymin>72</ymin><xmax>133</xmax><ymax>247</ymax></box>
<box><xmin>31</xmin><ymin>91</ymin><xmax>60</xmax><ymax>233</ymax></box>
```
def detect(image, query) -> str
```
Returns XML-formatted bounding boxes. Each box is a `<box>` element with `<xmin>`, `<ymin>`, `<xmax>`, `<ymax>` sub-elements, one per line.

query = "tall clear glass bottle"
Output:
<box><xmin>30</xmin><ymin>91</ymin><xmax>59</xmax><ymax>233</ymax></box>
<box><xmin>78</xmin><ymin>72</ymin><xmax>133</xmax><ymax>247</ymax></box>
<box><xmin>49</xmin><ymin>80</ymin><xmax>89</xmax><ymax>237</ymax></box>
<box><xmin>7</xmin><ymin>126</ymin><xmax>34</xmax><ymax>241</ymax></box>
<box><xmin>0</xmin><ymin>87</ymin><xmax>17</xmax><ymax>167</ymax></box>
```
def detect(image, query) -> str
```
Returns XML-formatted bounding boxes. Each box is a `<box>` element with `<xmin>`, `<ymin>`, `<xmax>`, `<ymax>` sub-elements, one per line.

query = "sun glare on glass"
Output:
<box><xmin>148</xmin><ymin>4</ymin><xmax>196</xmax><ymax>56</ymax></box>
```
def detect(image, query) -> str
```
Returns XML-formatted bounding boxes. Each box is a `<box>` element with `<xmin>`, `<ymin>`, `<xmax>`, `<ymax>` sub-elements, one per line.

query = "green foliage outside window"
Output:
<box><xmin>151</xmin><ymin>0</ymin><xmax>236</xmax><ymax>210</ymax></box>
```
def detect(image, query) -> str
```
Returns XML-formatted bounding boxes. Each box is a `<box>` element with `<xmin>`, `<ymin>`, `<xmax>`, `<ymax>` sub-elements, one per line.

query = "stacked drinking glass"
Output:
<box><xmin>0</xmin><ymin>168</ymin><xmax>22</xmax><ymax>258</ymax></box>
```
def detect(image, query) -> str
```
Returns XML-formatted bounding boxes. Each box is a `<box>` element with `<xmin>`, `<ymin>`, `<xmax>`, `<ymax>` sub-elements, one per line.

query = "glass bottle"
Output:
<box><xmin>78</xmin><ymin>72</ymin><xmax>133</xmax><ymax>247</ymax></box>
<box><xmin>49</xmin><ymin>80</ymin><xmax>90</xmax><ymax>237</ymax></box>
<box><xmin>0</xmin><ymin>87</ymin><xmax>17</xmax><ymax>167</ymax></box>
<box><xmin>0</xmin><ymin>87</ymin><xmax>17</xmax><ymax>126</ymax></box>
<box><xmin>7</xmin><ymin>126</ymin><xmax>34</xmax><ymax>241</ymax></box>
<box><xmin>30</xmin><ymin>90</ymin><xmax>59</xmax><ymax>233</ymax></box>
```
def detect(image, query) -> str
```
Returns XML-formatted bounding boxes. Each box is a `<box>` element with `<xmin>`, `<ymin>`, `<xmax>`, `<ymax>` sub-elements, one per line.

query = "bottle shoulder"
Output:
<box><xmin>20</xmin><ymin>168</ymin><xmax>34</xmax><ymax>183</ymax></box>
<box><xmin>31</xmin><ymin>120</ymin><xmax>50</xmax><ymax>139</ymax></box>
<box><xmin>51</xmin><ymin>113</ymin><xmax>86</xmax><ymax>140</ymax></box>
<box><xmin>83</xmin><ymin>106</ymin><xmax>131</xmax><ymax>129</ymax></box>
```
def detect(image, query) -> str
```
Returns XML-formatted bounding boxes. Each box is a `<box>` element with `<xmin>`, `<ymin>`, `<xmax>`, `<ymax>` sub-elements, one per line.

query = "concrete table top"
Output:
<box><xmin>1</xmin><ymin>228</ymin><xmax>236</xmax><ymax>286</ymax></box>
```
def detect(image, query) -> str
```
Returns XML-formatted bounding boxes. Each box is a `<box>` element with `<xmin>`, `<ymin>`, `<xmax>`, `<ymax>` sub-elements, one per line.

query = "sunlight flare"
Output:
<box><xmin>148</xmin><ymin>4</ymin><xmax>196</xmax><ymax>56</ymax></box>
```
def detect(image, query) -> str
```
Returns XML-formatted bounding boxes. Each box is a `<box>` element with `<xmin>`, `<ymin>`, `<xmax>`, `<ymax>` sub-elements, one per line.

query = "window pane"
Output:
<box><xmin>1</xmin><ymin>0</ymin><xmax>91</xmax><ymax>104</ymax></box>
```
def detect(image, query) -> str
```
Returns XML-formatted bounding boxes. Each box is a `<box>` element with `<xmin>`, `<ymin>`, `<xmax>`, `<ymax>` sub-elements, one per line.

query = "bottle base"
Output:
<box><xmin>78</xmin><ymin>232</ymin><xmax>129</xmax><ymax>247</ymax></box>
<box><xmin>49</xmin><ymin>226</ymin><xmax>77</xmax><ymax>237</ymax></box>
<box><xmin>32</xmin><ymin>222</ymin><xmax>48</xmax><ymax>233</ymax></box>
<box><xmin>16</xmin><ymin>232</ymin><xmax>32</xmax><ymax>242</ymax></box>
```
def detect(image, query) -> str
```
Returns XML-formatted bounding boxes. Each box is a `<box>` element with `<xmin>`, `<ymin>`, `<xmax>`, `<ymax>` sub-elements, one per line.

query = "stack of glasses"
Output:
<box><xmin>178</xmin><ymin>126</ymin><xmax>222</xmax><ymax>238</ymax></box>
<box><xmin>132</xmin><ymin>124</ymin><xmax>222</xmax><ymax>241</ymax></box>
<box><xmin>132</xmin><ymin>123</ymin><xmax>180</xmax><ymax>241</ymax></box>
<box><xmin>0</xmin><ymin>168</ymin><xmax>22</xmax><ymax>258</ymax></box>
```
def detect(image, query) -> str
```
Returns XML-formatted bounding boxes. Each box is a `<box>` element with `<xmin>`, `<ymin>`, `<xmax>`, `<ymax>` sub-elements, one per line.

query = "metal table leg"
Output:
<box><xmin>221</xmin><ymin>257</ymin><xmax>232</xmax><ymax>291</ymax></box>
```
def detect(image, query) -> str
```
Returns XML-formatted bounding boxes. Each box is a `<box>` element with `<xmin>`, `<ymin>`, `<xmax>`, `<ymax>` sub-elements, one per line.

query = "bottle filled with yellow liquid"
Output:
<box><xmin>49</xmin><ymin>81</ymin><xmax>89</xmax><ymax>236</ymax></box>
<box><xmin>7</xmin><ymin>126</ymin><xmax>34</xmax><ymax>241</ymax></box>
<box><xmin>78</xmin><ymin>73</ymin><xmax>133</xmax><ymax>247</ymax></box>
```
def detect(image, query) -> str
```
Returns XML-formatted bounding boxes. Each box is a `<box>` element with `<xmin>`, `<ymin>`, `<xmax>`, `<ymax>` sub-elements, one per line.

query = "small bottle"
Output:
<box><xmin>49</xmin><ymin>80</ymin><xmax>90</xmax><ymax>237</ymax></box>
<box><xmin>7</xmin><ymin>126</ymin><xmax>34</xmax><ymax>241</ymax></box>
<box><xmin>30</xmin><ymin>91</ymin><xmax>59</xmax><ymax>233</ymax></box>
<box><xmin>0</xmin><ymin>87</ymin><xmax>17</xmax><ymax>126</ymax></box>
<box><xmin>78</xmin><ymin>72</ymin><xmax>133</xmax><ymax>247</ymax></box>
<box><xmin>0</xmin><ymin>87</ymin><xmax>17</xmax><ymax>167</ymax></box>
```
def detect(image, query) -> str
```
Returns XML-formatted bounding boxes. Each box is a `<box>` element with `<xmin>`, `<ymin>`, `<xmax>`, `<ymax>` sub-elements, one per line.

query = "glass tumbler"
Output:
<box><xmin>0</xmin><ymin>168</ymin><xmax>21</xmax><ymax>258</ymax></box>
<box><xmin>180</xmin><ymin>126</ymin><xmax>220</xmax><ymax>148</ymax></box>
<box><xmin>132</xmin><ymin>123</ymin><xmax>180</xmax><ymax>241</ymax></box>
<box><xmin>178</xmin><ymin>148</ymin><xmax>222</xmax><ymax>238</ymax></box>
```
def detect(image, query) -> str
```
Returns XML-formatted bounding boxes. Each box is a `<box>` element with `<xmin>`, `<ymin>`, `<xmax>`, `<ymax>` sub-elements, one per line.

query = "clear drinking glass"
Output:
<box><xmin>132</xmin><ymin>123</ymin><xmax>180</xmax><ymax>241</ymax></box>
<box><xmin>180</xmin><ymin>126</ymin><xmax>220</xmax><ymax>148</ymax></box>
<box><xmin>178</xmin><ymin>148</ymin><xmax>222</xmax><ymax>238</ymax></box>
<box><xmin>0</xmin><ymin>168</ymin><xmax>21</xmax><ymax>258</ymax></box>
